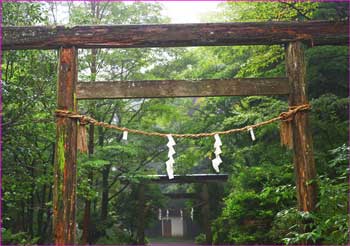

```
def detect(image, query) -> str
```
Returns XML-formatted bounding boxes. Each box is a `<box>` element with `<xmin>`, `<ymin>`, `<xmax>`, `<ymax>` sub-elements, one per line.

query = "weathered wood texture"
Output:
<box><xmin>3</xmin><ymin>21</ymin><xmax>348</xmax><ymax>50</ymax></box>
<box><xmin>53</xmin><ymin>47</ymin><xmax>78</xmax><ymax>245</ymax></box>
<box><xmin>286</xmin><ymin>41</ymin><xmax>317</xmax><ymax>212</ymax></box>
<box><xmin>76</xmin><ymin>78</ymin><xmax>289</xmax><ymax>99</ymax></box>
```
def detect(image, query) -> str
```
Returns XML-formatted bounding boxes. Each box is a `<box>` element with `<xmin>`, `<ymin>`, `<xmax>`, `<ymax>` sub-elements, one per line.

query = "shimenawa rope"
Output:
<box><xmin>55</xmin><ymin>104</ymin><xmax>310</xmax><ymax>139</ymax></box>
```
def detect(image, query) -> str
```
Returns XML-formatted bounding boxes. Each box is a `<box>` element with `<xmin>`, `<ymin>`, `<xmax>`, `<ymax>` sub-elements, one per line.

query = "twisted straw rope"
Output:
<box><xmin>55</xmin><ymin>104</ymin><xmax>310</xmax><ymax>138</ymax></box>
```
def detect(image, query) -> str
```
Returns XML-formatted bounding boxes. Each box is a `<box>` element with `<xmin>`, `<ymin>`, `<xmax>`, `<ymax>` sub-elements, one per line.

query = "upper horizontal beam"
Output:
<box><xmin>76</xmin><ymin>78</ymin><xmax>289</xmax><ymax>99</ymax></box>
<box><xmin>3</xmin><ymin>21</ymin><xmax>348</xmax><ymax>50</ymax></box>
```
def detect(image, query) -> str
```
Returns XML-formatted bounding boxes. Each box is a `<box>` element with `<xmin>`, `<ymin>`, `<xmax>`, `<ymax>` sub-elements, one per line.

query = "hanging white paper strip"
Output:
<box><xmin>212</xmin><ymin>134</ymin><xmax>223</xmax><ymax>173</ymax></box>
<box><xmin>212</xmin><ymin>156</ymin><xmax>222</xmax><ymax>173</ymax></box>
<box><xmin>167</xmin><ymin>134</ymin><xmax>176</xmax><ymax>146</ymax></box>
<box><xmin>158</xmin><ymin>209</ymin><xmax>162</xmax><ymax>220</ymax></box>
<box><xmin>166</xmin><ymin>134</ymin><xmax>176</xmax><ymax>179</ymax></box>
<box><xmin>166</xmin><ymin>158</ymin><xmax>175</xmax><ymax>180</ymax></box>
<box><xmin>248</xmin><ymin>127</ymin><xmax>256</xmax><ymax>141</ymax></box>
<box><xmin>122</xmin><ymin>130</ymin><xmax>128</xmax><ymax>140</ymax></box>
<box><xmin>214</xmin><ymin>134</ymin><xmax>222</xmax><ymax>147</ymax></box>
<box><xmin>168</xmin><ymin>147</ymin><xmax>176</xmax><ymax>157</ymax></box>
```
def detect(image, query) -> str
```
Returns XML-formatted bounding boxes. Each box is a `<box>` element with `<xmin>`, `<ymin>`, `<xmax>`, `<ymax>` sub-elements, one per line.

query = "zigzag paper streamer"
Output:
<box><xmin>212</xmin><ymin>134</ymin><xmax>223</xmax><ymax>172</ymax></box>
<box><xmin>166</xmin><ymin>134</ymin><xmax>176</xmax><ymax>179</ymax></box>
<box><xmin>158</xmin><ymin>209</ymin><xmax>162</xmax><ymax>220</ymax></box>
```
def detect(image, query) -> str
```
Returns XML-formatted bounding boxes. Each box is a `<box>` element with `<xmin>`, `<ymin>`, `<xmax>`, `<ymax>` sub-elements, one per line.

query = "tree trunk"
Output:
<box><xmin>28</xmin><ymin>161</ymin><xmax>35</xmax><ymax>237</ymax></box>
<box><xmin>37</xmin><ymin>166</ymin><xmax>47</xmax><ymax>241</ymax></box>
<box><xmin>100</xmin><ymin>165</ymin><xmax>110</xmax><ymax>221</ymax></box>
<box><xmin>41</xmin><ymin>143</ymin><xmax>55</xmax><ymax>243</ymax></box>
<box><xmin>82</xmin><ymin>125</ymin><xmax>95</xmax><ymax>244</ymax></box>
<box><xmin>201</xmin><ymin>184</ymin><xmax>212</xmax><ymax>244</ymax></box>
<box><xmin>137</xmin><ymin>184</ymin><xmax>145</xmax><ymax>245</ymax></box>
<box><xmin>44</xmin><ymin>184</ymin><xmax>53</xmax><ymax>242</ymax></box>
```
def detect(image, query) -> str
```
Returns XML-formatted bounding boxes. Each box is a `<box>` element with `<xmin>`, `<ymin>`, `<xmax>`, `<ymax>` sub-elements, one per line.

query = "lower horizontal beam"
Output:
<box><xmin>77</xmin><ymin>78</ymin><xmax>289</xmax><ymax>99</ymax></box>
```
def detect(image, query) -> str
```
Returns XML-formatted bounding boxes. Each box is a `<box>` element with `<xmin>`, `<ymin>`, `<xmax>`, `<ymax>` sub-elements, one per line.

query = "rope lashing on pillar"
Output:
<box><xmin>55</xmin><ymin>103</ymin><xmax>310</xmax><ymax>140</ymax></box>
<box><xmin>279</xmin><ymin>104</ymin><xmax>311</xmax><ymax>149</ymax></box>
<box><xmin>77</xmin><ymin>117</ymin><xmax>89</xmax><ymax>154</ymax></box>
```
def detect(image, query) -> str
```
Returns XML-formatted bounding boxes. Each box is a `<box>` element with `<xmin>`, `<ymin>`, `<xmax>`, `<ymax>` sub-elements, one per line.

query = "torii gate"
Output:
<box><xmin>3</xmin><ymin>21</ymin><xmax>348</xmax><ymax>245</ymax></box>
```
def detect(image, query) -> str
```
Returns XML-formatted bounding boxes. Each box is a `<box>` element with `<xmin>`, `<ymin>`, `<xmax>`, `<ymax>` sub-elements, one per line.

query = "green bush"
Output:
<box><xmin>212</xmin><ymin>164</ymin><xmax>296</xmax><ymax>244</ymax></box>
<box><xmin>270</xmin><ymin>145</ymin><xmax>349</xmax><ymax>245</ymax></box>
<box><xmin>2</xmin><ymin>228</ymin><xmax>40</xmax><ymax>245</ymax></box>
<box><xmin>194</xmin><ymin>233</ymin><xmax>206</xmax><ymax>245</ymax></box>
<box><xmin>95</xmin><ymin>225</ymin><xmax>136</xmax><ymax>245</ymax></box>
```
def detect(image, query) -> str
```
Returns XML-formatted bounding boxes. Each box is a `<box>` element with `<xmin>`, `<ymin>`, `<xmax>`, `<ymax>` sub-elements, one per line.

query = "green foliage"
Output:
<box><xmin>271</xmin><ymin>145</ymin><xmax>349</xmax><ymax>244</ymax></box>
<box><xmin>95</xmin><ymin>225</ymin><xmax>136</xmax><ymax>245</ymax></box>
<box><xmin>194</xmin><ymin>233</ymin><xmax>206</xmax><ymax>244</ymax></box>
<box><xmin>2</xmin><ymin>228</ymin><xmax>40</xmax><ymax>245</ymax></box>
<box><xmin>212</xmin><ymin>164</ymin><xmax>295</xmax><ymax>244</ymax></box>
<box><xmin>2</xmin><ymin>4</ymin><xmax>57</xmax><ymax>243</ymax></box>
<box><xmin>106</xmin><ymin>183</ymin><xmax>167</xmax><ymax>243</ymax></box>
<box><xmin>3</xmin><ymin>2</ymin><xmax>47</xmax><ymax>25</ymax></box>
<box><xmin>307</xmin><ymin>46</ymin><xmax>349</xmax><ymax>99</ymax></box>
<box><xmin>310</xmin><ymin>94</ymin><xmax>348</xmax><ymax>172</ymax></box>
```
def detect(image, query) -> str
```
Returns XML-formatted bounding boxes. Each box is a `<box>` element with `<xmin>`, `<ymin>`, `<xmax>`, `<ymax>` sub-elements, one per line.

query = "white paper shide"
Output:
<box><xmin>166</xmin><ymin>134</ymin><xmax>176</xmax><ymax>179</ymax></box>
<box><xmin>122</xmin><ymin>130</ymin><xmax>128</xmax><ymax>141</ymax></box>
<box><xmin>212</xmin><ymin>134</ymin><xmax>223</xmax><ymax>172</ymax></box>
<box><xmin>248</xmin><ymin>127</ymin><xmax>256</xmax><ymax>141</ymax></box>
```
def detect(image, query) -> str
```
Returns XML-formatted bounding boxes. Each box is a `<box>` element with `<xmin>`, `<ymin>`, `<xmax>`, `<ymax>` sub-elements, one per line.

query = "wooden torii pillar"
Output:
<box><xmin>53</xmin><ymin>47</ymin><xmax>78</xmax><ymax>245</ymax></box>
<box><xmin>286</xmin><ymin>42</ymin><xmax>317</xmax><ymax>211</ymax></box>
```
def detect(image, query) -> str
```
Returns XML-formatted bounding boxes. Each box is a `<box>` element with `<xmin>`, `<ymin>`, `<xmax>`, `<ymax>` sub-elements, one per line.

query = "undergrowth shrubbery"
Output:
<box><xmin>211</xmin><ymin>144</ymin><xmax>348</xmax><ymax>245</ymax></box>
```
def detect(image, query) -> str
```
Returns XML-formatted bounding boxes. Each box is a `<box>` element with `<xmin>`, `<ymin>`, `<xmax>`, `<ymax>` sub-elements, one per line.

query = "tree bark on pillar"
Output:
<box><xmin>201</xmin><ymin>183</ymin><xmax>212</xmax><ymax>244</ymax></box>
<box><xmin>285</xmin><ymin>41</ymin><xmax>317</xmax><ymax>212</ymax></box>
<box><xmin>53</xmin><ymin>47</ymin><xmax>78</xmax><ymax>245</ymax></box>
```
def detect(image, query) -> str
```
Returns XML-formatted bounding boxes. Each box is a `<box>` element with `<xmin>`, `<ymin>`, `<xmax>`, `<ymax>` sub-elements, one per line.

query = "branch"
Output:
<box><xmin>107</xmin><ymin>146</ymin><xmax>167</xmax><ymax>201</ymax></box>
<box><xmin>126</xmin><ymin>99</ymin><xmax>146</xmax><ymax>125</ymax></box>
<box><xmin>279</xmin><ymin>1</ymin><xmax>312</xmax><ymax>20</ymax></box>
